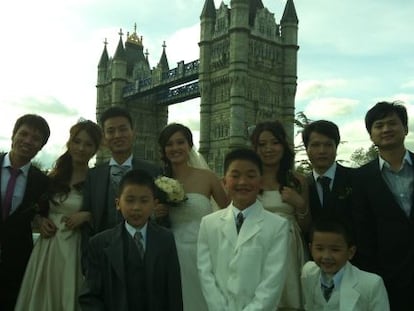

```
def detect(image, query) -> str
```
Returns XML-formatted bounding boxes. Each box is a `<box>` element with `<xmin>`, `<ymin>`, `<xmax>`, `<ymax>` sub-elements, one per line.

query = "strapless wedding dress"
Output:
<box><xmin>170</xmin><ymin>193</ymin><xmax>212</xmax><ymax>311</ymax></box>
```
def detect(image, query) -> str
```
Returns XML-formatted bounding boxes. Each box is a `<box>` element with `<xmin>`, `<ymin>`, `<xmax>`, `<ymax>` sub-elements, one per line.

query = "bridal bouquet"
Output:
<box><xmin>155</xmin><ymin>176</ymin><xmax>187</xmax><ymax>206</ymax></box>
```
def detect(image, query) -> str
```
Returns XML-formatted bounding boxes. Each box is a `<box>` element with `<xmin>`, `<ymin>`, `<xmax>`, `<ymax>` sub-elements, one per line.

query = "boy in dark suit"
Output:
<box><xmin>79</xmin><ymin>169</ymin><xmax>182</xmax><ymax>311</ymax></box>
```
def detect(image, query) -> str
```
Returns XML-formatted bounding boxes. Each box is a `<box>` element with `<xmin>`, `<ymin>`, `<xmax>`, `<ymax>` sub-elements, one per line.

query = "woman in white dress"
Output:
<box><xmin>15</xmin><ymin>120</ymin><xmax>102</xmax><ymax>311</ymax></box>
<box><xmin>250</xmin><ymin>121</ymin><xmax>311</xmax><ymax>311</ymax></box>
<box><xmin>157</xmin><ymin>123</ymin><xmax>229</xmax><ymax>311</ymax></box>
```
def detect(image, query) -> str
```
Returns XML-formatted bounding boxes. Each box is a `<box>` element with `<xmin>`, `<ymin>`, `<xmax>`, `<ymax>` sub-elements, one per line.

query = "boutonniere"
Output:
<box><xmin>336</xmin><ymin>186</ymin><xmax>352</xmax><ymax>200</ymax></box>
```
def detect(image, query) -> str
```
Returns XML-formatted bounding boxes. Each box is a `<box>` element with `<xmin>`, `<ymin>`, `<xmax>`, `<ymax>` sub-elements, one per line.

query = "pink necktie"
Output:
<box><xmin>2</xmin><ymin>167</ymin><xmax>21</xmax><ymax>220</ymax></box>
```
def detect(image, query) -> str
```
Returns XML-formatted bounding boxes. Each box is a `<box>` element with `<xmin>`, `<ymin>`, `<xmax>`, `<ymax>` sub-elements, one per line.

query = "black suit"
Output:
<box><xmin>352</xmin><ymin>153</ymin><xmax>414</xmax><ymax>310</ymax></box>
<box><xmin>79</xmin><ymin>222</ymin><xmax>183</xmax><ymax>311</ymax></box>
<box><xmin>308</xmin><ymin>163</ymin><xmax>354</xmax><ymax>221</ymax></box>
<box><xmin>0</xmin><ymin>154</ymin><xmax>48</xmax><ymax>311</ymax></box>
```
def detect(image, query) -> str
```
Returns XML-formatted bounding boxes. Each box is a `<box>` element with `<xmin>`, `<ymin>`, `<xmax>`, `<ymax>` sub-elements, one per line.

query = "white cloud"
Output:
<box><xmin>297</xmin><ymin>79</ymin><xmax>348</xmax><ymax>100</ymax></box>
<box><xmin>304</xmin><ymin>98</ymin><xmax>359</xmax><ymax>118</ymax></box>
<box><xmin>401</xmin><ymin>80</ymin><xmax>414</xmax><ymax>89</ymax></box>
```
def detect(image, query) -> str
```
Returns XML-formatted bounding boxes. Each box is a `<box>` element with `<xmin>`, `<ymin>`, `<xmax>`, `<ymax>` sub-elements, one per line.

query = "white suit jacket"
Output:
<box><xmin>301</xmin><ymin>261</ymin><xmax>390</xmax><ymax>311</ymax></box>
<box><xmin>197</xmin><ymin>200</ymin><xmax>290</xmax><ymax>311</ymax></box>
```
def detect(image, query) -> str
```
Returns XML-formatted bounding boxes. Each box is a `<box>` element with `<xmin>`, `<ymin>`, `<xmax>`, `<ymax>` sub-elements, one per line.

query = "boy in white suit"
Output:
<box><xmin>197</xmin><ymin>148</ymin><xmax>290</xmax><ymax>311</ymax></box>
<box><xmin>301</xmin><ymin>212</ymin><xmax>389</xmax><ymax>311</ymax></box>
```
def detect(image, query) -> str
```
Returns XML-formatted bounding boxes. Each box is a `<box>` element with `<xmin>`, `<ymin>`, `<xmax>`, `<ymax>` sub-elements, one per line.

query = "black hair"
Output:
<box><xmin>365</xmin><ymin>101</ymin><xmax>408</xmax><ymax>134</ymax></box>
<box><xmin>117</xmin><ymin>169</ymin><xmax>157</xmax><ymax>197</ymax></box>
<box><xmin>302</xmin><ymin>120</ymin><xmax>340</xmax><ymax>149</ymax></box>
<box><xmin>100</xmin><ymin>106</ymin><xmax>133</xmax><ymax>129</ymax></box>
<box><xmin>158</xmin><ymin>123</ymin><xmax>194</xmax><ymax>177</ymax></box>
<box><xmin>309</xmin><ymin>211</ymin><xmax>355</xmax><ymax>247</ymax></box>
<box><xmin>223</xmin><ymin>148</ymin><xmax>263</xmax><ymax>175</ymax></box>
<box><xmin>250</xmin><ymin>121</ymin><xmax>296</xmax><ymax>190</ymax></box>
<box><xmin>12</xmin><ymin>114</ymin><xmax>50</xmax><ymax>146</ymax></box>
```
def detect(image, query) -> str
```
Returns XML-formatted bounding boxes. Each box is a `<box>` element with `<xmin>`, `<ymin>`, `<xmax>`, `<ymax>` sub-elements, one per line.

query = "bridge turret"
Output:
<box><xmin>227</xmin><ymin>0</ymin><xmax>250</xmax><ymax>149</ymax></box>
<box><xmin>111</xmin><ymin>29</ymin><xmax>128</xmax><ymax>106</ymax></box>
<box><xmin>280</xmin><ymin>0</ymin><xmax>299</xmax><ymax>141</ymax></box>
<box><xmin>199</xmin><ymin>0</ymin><xmax>216</xmax><ymax>160</ymax></box>
<box><xmin>97</xmin><ymin>39</ymin><xmax>109</xmax><ymax>122</ymax></box>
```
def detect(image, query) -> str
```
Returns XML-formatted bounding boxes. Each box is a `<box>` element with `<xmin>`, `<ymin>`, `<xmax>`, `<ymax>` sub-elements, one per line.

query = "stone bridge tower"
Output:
<box><xmin>199</xmin><ymin>0</ymin><xmax>298</xmax><ymax>173</ymax></box>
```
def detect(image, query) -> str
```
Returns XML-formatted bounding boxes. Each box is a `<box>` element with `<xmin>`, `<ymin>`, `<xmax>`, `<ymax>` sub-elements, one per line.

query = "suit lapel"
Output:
<box><xmin>221</xmin><ymin>208</ymin><xmax>237</xmax><ymax>248</ymax></box>
<box><xmin>235</xmin><ymin>204</ymin><xmax>262</xmax><ymax>250</ymax></box>
<box><xmin>370</xmin><ymin>158</ymin><xmax>409</xmax><ymax>219</ymax></box>
<box><xmin>308</xmin><ymin>173</ymin><xmax>323</xmax><ymax>209</ymax></box>
<box><xmin>144</xmin><ymin>222</ymin><xmax>159</xmax><ymax>272</ymax></box>
<box><xmin>95</xmin><ymin>164</ymin><xmax>111</xmax><ymax>228</ymax></box>
<box><xmin>339</xmin><ymin>262</ymin><xmax>360</xmax><ymax>311</ymax></box>
<box><xmin>105</xmin><ymin>224</ymin><xmax>126</xmax><ymax>282</ymax></box>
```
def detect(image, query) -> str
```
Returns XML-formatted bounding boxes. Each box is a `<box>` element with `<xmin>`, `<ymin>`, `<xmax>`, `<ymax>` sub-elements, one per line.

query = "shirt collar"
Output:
<box><xmin>320</xmin><ymin>264</ymin><xmax>345</xmax><ymax>289</ymax></box>
<box><xmin>125</xmin><ymin>220</ymin><xmax>148</xmax><ymax>242</ymax></box>
<box><xmin>313</xmin><ymin>162</ymin><xmax>337</xmax><ymax>182</ymax></box>
<box><xmin>378</xmin><ymin>149</ymin><xmax>412</xmax><ymax>170</ymax></box>
<box><xmin>3</xmin><ymin>152</ymin><xmax>31</xmax><ymax>177</ymax></box>
<box><xmin>109</xmin><ymin>154</ymin><xmax>133</xmax><ymax>168</ymax></box>
<box><xmin>231</xmin><ymin>200</ymin><xmax>259</xmax><ymax>219</ymax></box>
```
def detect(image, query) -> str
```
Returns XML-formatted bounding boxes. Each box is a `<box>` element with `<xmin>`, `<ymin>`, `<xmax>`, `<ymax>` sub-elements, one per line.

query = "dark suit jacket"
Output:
<box><xmin>352</xmin><ymin>152</ymin><xmax>414</xmax><ymax>310</ymax></box>
<box><xmin>308</xmin><ymin>163</ymin><xmax>354</xmax><ymax>221</ymax></box>
<box><xmin>81</xmin><ymin>158</ymin><xmax>161</xmax><ymax>273</ymax></box>
<box><xmin>0</xmin><ymin>153</ymin><xmax>49</xmax><ymax>311</ymax></box>
<box><xmin>82</xmin><ymin>158</ymin><xmax>161</xmax><ymax>235</ymax></box>
<box><xmin>79</xmin><ymin>222</ymin><xmax>183</xmax><ymax>311</ymax></box>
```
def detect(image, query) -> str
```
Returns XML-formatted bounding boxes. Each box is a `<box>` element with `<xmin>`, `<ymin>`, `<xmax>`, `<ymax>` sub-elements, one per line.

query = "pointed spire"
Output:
<box><xmin>114</xmin><ymin>28</ymin><xmax>126</xmax><ymax>60</ymax></box>
<box><xmin>157</xmin><ymin>41</ymin><xmax>169</xmax><ymax>71</ymax></box>
<box><xmin>98</xmin><ymin>38</ymin><xmax>109</xmax><ymax>67</ymax></box>
<box><xmin>201</xmin><ymin>0</ymin><xmax>216</xmax><ymax>19</ymax></box>
<box><xmin>145</xmin><ymin>48</ymin><xmax>150</xmax><ymax>66</ymax></box>
<box><xmin>281</xmin><ymin>0</ymin><xmax>298</xmax><ymax>24</ymax></box>
<box><xmin>249</xmin><ymin>0</ymin><xmax>264</xmax><ymax>26</ymax></box>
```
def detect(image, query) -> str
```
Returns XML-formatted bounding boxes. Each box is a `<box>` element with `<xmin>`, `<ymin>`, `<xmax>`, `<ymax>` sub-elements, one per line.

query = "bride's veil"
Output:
<box><xmin>187</xmin><ymin>147</ymin><xmax>221</xmax><ymax>211</ymax></box>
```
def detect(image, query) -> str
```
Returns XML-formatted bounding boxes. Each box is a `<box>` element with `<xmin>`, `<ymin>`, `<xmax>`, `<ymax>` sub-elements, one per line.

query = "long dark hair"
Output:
<box><xmin>250</xmin><ymin>121</ymin><xmax>299</xmax><ymax>190</ymax></box>
<box><xmin>158</xmin><ymin>123</ymin><xmax>193</xmax><ymax>177</ymax></box>
<box><xmin>48</xmin><ymin>120</ymin><xmax>102</xmax><ymax>200</ymax></box>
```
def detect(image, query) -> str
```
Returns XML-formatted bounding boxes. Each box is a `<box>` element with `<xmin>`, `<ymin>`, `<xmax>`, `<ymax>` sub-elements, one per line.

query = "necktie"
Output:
<box><xmin>111</xmin><ymin>165</ymin><xmax>129</xmax><ymax>192</ymax></box>
<box><xmin>321</xmin><ymin>283</ymin><xmax>334</xmax><ymax>301</ymax></box>
<box><xmin>2</xmin><ymin>167</ymin><xmax>21</xmax><ymax>220</ymax></box>
<box><xmin>318</xmin><ymin>176</ymin><xmax>331</xmax><ymax>208</ymax></box>
<box><xmin>133</xmin><ymin>231</ymin><xmax>145</xmax><ymax>259</ymax></box>
<box><xmin>236</xmin><ymin>212</ymin><xmax>244</xmax><ymax>234</ymax></box>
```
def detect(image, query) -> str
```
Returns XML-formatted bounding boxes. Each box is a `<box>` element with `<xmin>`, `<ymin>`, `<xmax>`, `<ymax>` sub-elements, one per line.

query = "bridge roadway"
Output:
<box><xmin>123</xmin><ymin>59</ymin><xmax>200</xmax><ymax>106</ymax></box>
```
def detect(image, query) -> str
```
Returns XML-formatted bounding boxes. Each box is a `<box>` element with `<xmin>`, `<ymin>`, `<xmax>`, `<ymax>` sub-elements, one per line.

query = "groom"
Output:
<box><xmin>81</xmin><ymin>107</ymin><xmax>160</xmax><ymax>271</ymax></box>
<box><xmin>0</xmin><ymin>114</ymin><xmax>50</xmax><ymax>311</ymax></box>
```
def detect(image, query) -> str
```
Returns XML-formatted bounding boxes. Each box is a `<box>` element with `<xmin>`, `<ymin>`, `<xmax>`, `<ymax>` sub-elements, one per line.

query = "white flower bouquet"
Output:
<box><xmin>154</xmin><ymin>176</ymin><xmax>187</xmax><ymax>206</ymax></box>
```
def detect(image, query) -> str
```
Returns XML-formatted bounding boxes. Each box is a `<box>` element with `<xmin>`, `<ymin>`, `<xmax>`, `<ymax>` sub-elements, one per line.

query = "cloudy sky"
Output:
<box><xmin>0</xmin><ymin>0</ymin><xmax>413</xmax><ymax>168</ymax></box>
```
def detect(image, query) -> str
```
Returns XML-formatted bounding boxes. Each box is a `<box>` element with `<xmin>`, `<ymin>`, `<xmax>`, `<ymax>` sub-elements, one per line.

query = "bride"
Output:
<box><xmin>157</xmin><ymin>123</ymin><xmax>229</xmax><ymax>311</ymax></box>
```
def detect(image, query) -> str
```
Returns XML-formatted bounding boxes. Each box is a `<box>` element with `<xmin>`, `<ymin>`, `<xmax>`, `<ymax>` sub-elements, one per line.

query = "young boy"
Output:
<box><xmin>301</xmin><ymin>212</ymin><xmax>389</xmax><ymax>310</ymax></box>
<box><xmin>197</xmin><ymin>148</ymin><xmax>290</xmax><ymax>311</ymax></box>
<box><xmin>79</xmin><ymin>169</ymin><xmax>183</xmax><ymax>311</ymax></box>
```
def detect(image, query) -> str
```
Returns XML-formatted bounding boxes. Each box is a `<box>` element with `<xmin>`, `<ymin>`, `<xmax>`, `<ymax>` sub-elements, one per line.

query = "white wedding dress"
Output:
<box><xmin>169</xmin><ymin>193</ymin><xmax>212</xmax><ymax>311</ymax></box>
<box><xmin>259</xmin><ymin>190</ymin><xmax>305</xmax><ymax>310</ymax></box>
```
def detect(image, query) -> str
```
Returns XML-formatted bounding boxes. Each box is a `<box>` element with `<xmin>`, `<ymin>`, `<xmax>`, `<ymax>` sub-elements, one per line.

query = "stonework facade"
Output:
<box><xmin>96</xmin><ymin>0</ymin><xmax>298</xmax><ymax>173</ymax></box>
